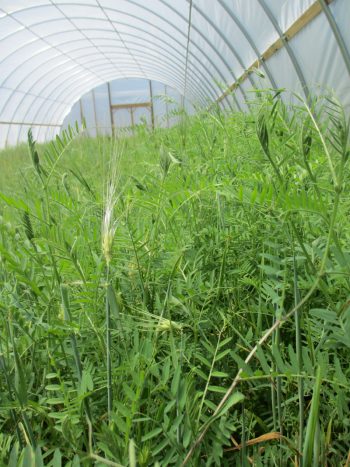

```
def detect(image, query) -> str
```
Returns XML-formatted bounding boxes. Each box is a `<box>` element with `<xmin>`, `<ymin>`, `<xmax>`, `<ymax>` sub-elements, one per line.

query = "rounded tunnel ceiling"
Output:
<box><xmin>0</xmin><ymin>0</ymin><xmax>349</xmax><ymax>147</ymax></box>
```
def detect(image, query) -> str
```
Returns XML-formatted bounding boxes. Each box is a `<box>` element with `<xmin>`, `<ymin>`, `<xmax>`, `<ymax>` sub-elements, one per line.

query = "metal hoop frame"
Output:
<box><xmin>0</xmin><ymin>0</ymin><xmax>349</xmax><ymax>146</ymax></box>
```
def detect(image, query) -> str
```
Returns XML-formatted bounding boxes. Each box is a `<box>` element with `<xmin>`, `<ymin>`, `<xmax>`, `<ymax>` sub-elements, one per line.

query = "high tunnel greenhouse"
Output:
<box><xmin>1</xmin><ymin>1</ymin><xmax>350</xmax><ymax>466</ymax></box>
<box><xmin>0</xmin><ymin>0</ymin><xmax>349</xmax><ymax>146</ymax></box>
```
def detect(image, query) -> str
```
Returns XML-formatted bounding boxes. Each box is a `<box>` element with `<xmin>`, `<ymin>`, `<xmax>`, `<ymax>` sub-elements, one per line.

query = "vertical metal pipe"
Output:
<box><xmin>183</xmin><ymin>0</ymin><xmax>193</xmax><ymax>101</ymax></box>
<box><xmin>130</xmin><ymin>108</ymin><xmax>134</xmax><ymax>136</ymax></box>
<box><xmin>318</xmin><ymin>0</ymin><xmax>350</xmax><ymax>76</ymax></box>
<box><xmin>107</xmin><ymin>82</ymin><xmax>114</xmax><ymax>137</ymax></box>
<box><xmin>92</xmin><ymin>88</ymin><xmax>98</xmax><ymax>136</ymax></box>
<box><xmin>149</xmin><ymin>80</ymin><xmax>155</xmax><ymax>130</ymax></box>
<box><xmin>79</xmin><ymin>99</ymin><xmax>84</xmax><ymax>127</ymax></box>
<box><xmin>191</xmin><ymin>3</ymin><xmax>256</xmax><ymax>102</ymax></box>
<box><xmin>165</xmin><ymin>85</ymin><xmax>170</xmax><ymax>128</ymax></box>
<box><xmin>217</xmin><ymin>0</ymin><xmax>278</xmax><ymax>89</ymax></box>
<box><xmin>257</xmin><ymin>0</ymin><xmax>311</xmax><ymax>101</ymax></box>
<box><xmin>5</xmin><ymin>123</ymin><xmax>11</xmax><ymax>147</ymax></box>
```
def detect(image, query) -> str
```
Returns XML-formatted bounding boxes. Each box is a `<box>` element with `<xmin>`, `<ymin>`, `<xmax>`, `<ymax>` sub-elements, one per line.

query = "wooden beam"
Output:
<box><xmin>217</xmin><ymin>0</ymin><xmax>334</xmax><ymax>103</ymax></box>
<box><xmin>110</xmin><ymin>102</ymin><xmax>152</xmax><ymax>110</ymax></box>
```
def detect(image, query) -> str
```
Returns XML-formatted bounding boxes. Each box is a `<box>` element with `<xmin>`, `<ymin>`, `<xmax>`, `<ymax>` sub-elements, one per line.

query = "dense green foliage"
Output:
<box><xmin>0</xmin><ymin>93</ymin><xmax>350</xmax><ymax>466</ymax></box>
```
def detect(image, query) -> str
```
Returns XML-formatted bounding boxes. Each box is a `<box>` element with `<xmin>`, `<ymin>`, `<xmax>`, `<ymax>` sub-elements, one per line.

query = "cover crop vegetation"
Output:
<box><xmin>0</xmin><ymin>92</ymin><xmax>349</xmax><ymax>466</ymax></box>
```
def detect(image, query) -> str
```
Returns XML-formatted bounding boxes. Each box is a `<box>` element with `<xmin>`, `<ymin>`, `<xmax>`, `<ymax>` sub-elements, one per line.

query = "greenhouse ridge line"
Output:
<box><xmin>216</xmin><ymin>0</ymin><xmax>335</xmax><ymax>104</ymax></box>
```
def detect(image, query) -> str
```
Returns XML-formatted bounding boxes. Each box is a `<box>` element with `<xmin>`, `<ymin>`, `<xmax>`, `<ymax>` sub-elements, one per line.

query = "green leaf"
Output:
<box><xmin>27</xmin><ymin>129</ymin><xmax>42</xmax><ymax>175</ymax></box>
<box><xmin>218</xmin><ymin>337</ymin><xmax>232</xmax><ymax>348</ymax></box>
<box><xmin>122</xmin><ymin>383</ymin><xmax>137</xmax><ymax>401</ymax></box>
<box><xmin>256</xmin><ymin>345</ymin><xmax>271</xmax><ymax>374</ymax></box>
<box><xmin>153</xmin><ymin>438</ymin><xmax>169</xmax><ymax>456</ymax></box>
<box><xmin>192</xmin><ymin>367</ymin><xmax>208</xmax><ymax>380</ymax></box>
<box><xmin>52</xmin><ymin>449</ymin><xmax>62</xmax><ymax>467</ymax></box>
<box><xmin>303</xmin><ymin>366</ymin><xmax>322</xmax><ymax>466</ymax></box>
<box><xmin>164</xmin><ymin>399</ymin><xmax>176</xmax><ymax>414</ymax></box>
<box><xmin>34</xmin><ymin>447</ymin><xmax>44</xmax><ymax>467</ymax></box>
<box><xmin>46</xmin><ymin>398</ymin><xmax>65</xmax><ymax>404</ymax></box>
<box><xmin>218</xmin><ymin>392</ymin><xmax>245</xmax><ymax>417</ymax></box>
<box><xmin>203</xmin><ymin>399</ymin><xmax>217</xmax><ymax>411</ymax></box>
<box><xmin>215</xmin><ymin>348</ymin><xmax>231</xmax><ymax>362</ymax></box>
<box><xmin>129</xmin><ymin>439</ymin><xmax>136</xmax><ymax>467</ymax></box>
<box><xmin>0</xmin><ymin>192</ymin><xmax>29</xmax><ymax>211</ymax></box>
<box><xmin>178</xmin><ymin>378</ymin><xmax>187</xmax><ymax>410</ymax></box>
<box><xmin>71</xmin><ymin>455</ymin><xmax>80</xmax><ymax>467</ymax></box>
<box><xmin>211</xmin><ymin>371</ymin><xmax>229</xmax><ymax>378</ymax></box>
<box><xmin>161</xmin><ymin>358</ymin><xmax>171</xmax><ymax>384</ymax></box>
<box><xmin>310</xmin><ymin>308</ymin><xmax>338</xmax><ymax>323</ymax></box>
<box><xmin>171</xmin><ymin>365</ymin><xmax>181</xmax><ymax>396</ymax></box>
<box><xmin>9</xmin><ymin>445</ymin><xmax>18</xmax><ymax>467</ymax></box>
<box><xmin>12</xmin><ymin>335</ymin><xmax>28</xmax><ymax>406</ymax></box>
<box><xmin>208</xmin><ymin>385</ymin><xmax>227</xmax><ymax>393</ymax></box>
<box><xmin>45</xmin><ymin>373</ymin><xmax>59</xmax><ymax>380</ymax></box>
<box><xmin>272</xmin><ymin>343</ymin><xmax>288</xmax><ymax>373</ymax></box>
<box><xmin>20</xmin><ymin>445</ymin><xmax>33</xmax><ymax>467</ymax></box>
<box><xmin>80</xmin><ymin>370</ymin><xmax>93</xmax><ymax>393</ymax></box>
<box><xmin>195</xmin><ymin>354</ymin><xmax>212</xmax><ymax>368</ymax></box>
<box><xmin>201</xmin><ymin>339</ymin><xmax>215</xmax><ymax>355</ymax></box>
<box><xmin>107</xmin><ymin>284</ymin><xmax>122</xmax><ymax>330</ymax></box>
<box><xmin>141</xmin><ymin>427</ymin><xmax>163</xmax><ymax>442</ymax></box>
<box><xmin>45</xmin><ymin>385</ymin><xmax>61</xmax><ymax>391</ymax></box>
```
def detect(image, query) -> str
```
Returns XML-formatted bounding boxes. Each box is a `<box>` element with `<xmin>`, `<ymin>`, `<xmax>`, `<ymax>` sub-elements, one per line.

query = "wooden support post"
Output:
<box><xmin>109</xmin><ymin>102</ymin><xmax>153</xmax><ymax>135</ymax></box>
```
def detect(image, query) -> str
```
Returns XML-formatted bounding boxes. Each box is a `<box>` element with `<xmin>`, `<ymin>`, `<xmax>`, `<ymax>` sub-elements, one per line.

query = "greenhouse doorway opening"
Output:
<box><xmin>62</xmin><ymin>78</ymin><xmax>192</xmax><ymax>138</ymax></box>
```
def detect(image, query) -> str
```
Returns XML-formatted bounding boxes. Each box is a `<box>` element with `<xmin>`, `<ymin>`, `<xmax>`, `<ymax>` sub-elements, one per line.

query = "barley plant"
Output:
<box><xmin>0</xmin><ymin>91</ymin><xmax>350</xmax><ymax>466</ymax></box>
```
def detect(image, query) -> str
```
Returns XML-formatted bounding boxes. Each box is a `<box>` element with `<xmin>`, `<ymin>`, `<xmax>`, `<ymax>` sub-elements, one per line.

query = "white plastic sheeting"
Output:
<box><xmin>0</xmin><ymin>0</ymin><xmax>349</xmax><ymax>148</ymax></box>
